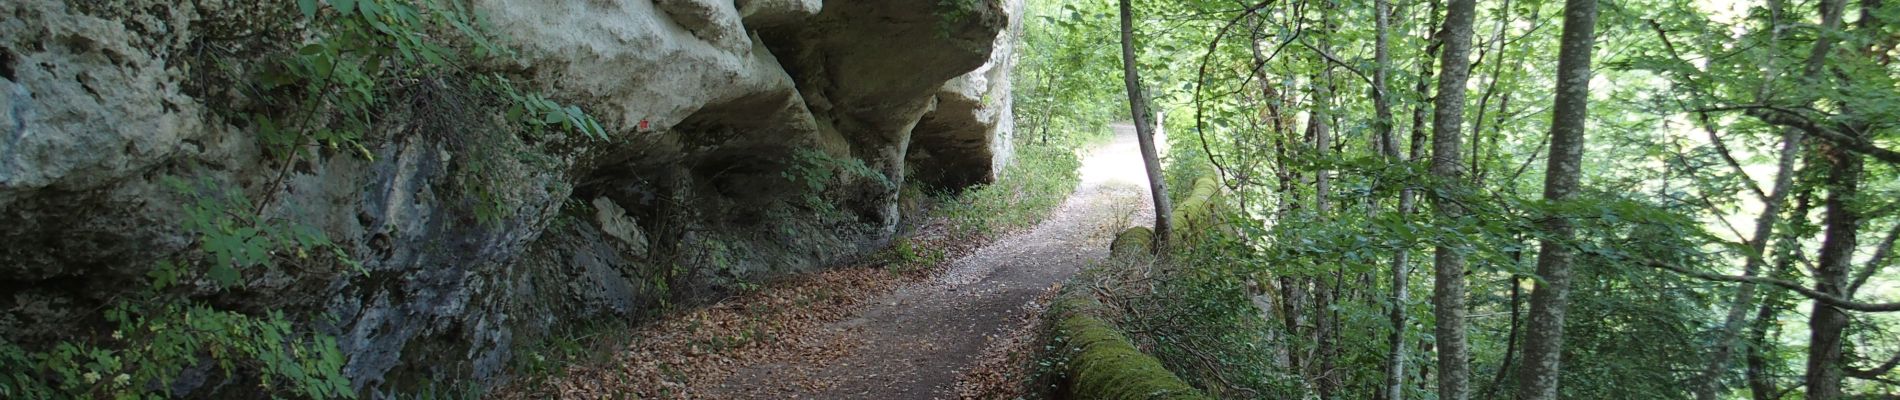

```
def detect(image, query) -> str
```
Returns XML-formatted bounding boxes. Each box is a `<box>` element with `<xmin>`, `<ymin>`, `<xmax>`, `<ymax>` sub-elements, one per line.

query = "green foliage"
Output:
<box><xmin>250</xmin><ymin>0</ymin><xmax>607</xmax><ymax>193</ymax></box>
<box><xmin>1</xmin><ymin>1</ymin><xmax>617</xmax><ymax>396</ymax></box>
<box><xmin>1091</xmin><ymin>192</ymin><xmax>1309</xmax><ymax>398</ymax></box>
<box><xmin>0</xmin><ymin>302</ymin><xmax>353</xmax><ymax>399</ymax></box>
<box><xmin>932</xmin><ymin>0</ymin><xmax>984</xmax><ymax>39</ymax></box>
<box><xmin>1110</xmin><ymin>227</ymin><xmax>1156</xmax><ymax>258</ymax></box>
<box><xmin>167</xmin><ymin>177</ymin><xmax>364</xmax><ymax>288</ymax></box>
<box><xmin>253</xmin><ymin>0</ymin><xmax>606</xmax><ymax>227</ymax></box>
<box><xmin>484</xmin><ymin>76</ymin><xmax>609</xmax><ymax>141</ymax></box>
<box><xmin>1014</xmin><ymin>0</ymin><xmax>1127</xmax><ymax>146</ymax></box>
<box><xmin>0</xmin><ymin>178</ymin><xmax>360</xmax><ymax>399</ymax></box>
<box><xmin>781</xmin><ymin>149</ymin><xmax>892</xmax><ymax>215</ymax></box>
<box><xmin>505</xmin><ymin>318</ymin><xmax>630</xmax><ymax>390</ymax></box>
<box><xmin>874</xmin><ymin>237</ymin><xmax>948</xmax><ymax>273</ymax></box>
<box><xmin>940</xmin><ymin>144</ymin><xmax>1083</xmax><ymax>237</ymax></box>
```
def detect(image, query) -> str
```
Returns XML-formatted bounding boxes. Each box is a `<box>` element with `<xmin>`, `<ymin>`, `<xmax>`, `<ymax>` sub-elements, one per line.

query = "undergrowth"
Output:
<box><xmin>940</xmin><ymin>144</ymin><xmax>1083</xmax><ymax>237</ymax></box>
<box><xmin>1021</xmin><ymin>235</ymin><xmax>1306</xmax><ymax>399</ymax></box>
<box><xmin>0</xmin><ymin>0</ymin><xmax>606</xmax><ymax>397</ymax></box>
<box><xmin>1114</xmin><ymin>237</ymin><xmax>1309</xmax><ymax>398</ymax></box>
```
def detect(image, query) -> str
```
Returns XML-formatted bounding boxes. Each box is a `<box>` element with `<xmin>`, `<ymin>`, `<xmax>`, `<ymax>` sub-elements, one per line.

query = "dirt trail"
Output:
<box><xmin>715</xmin><ymin>124</ymin><xmax>1154</xmax><ymax>399</ymax></box>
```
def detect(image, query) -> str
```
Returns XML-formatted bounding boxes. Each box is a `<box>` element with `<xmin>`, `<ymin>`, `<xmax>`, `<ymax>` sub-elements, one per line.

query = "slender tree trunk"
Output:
<box><xmin>1033</xmin><ymin>55</ymin><xmax>1064</xmax><ymax>147</ymax></box>
<box><xmin>1797</xmin><ymin>0</ymin><xmax>1850</xmax><ymax>398</ymax></box>
<box><xmin>1310</xmin><ymin>4</ymin><xmax>1342</xmax><ymax>396</ymax></box>
<box><xmin>1484</xmin><ymin>273</ymin><xmax>1525</xmax><ymax>400</ymax></box>
<box><xmin>1311</xmin><ymin>91</ymin><xmax>1334</xmax><ymax>215</ymax></box>
<box><xmin>1468</xmin><ymin>0</ymin><xmax>1517</xmax><ymax>185</ymax></box>
<box><xmin>1036</xmin><ymin>70</ymin><xmax>1059</xmax><ymax>146</ymax></box>
<box><xmin>1275</xmin><ymin>8</ymin><xmax>1308</xmax><ymax>366</ymax></box>
<box><xmin>1747</xmin><ymin>284</ymin><xmax>1792</xmax><ymax>400</ymax></box>
<box><xmin>1237</xmin><ymin>5</ymin><xmax>1296</xmax><ymax>368</ymax></box>
<box><xmin>1512</xmin><ymin>0</ymin><xmax>1597</xmax><ymax>397</ymax></box>
<box><xmin>1384</xmin><ymin>195</ymin><xmax>1415</xmax><ymax>400</ymax></box>
<box><xmin>1402</xmin><ymin>4</ymin><xmax>1442</xmax><ymax>395</ymax></box>
<box><xmin>1807</xmin><ymin>150</ymin><xmax>1859</xmax><ymax>400</ymax></box>
<box><xmin>1749</xmin><ymin>186</ymin><xmax>1812</xmax><ymax>399</ymax></box>
<box><xmin>1282</xmin><ymin>274</ymin><xmax>1309</xmax><ymax>375</ymax></box>
<box><xmin>1694</xmin><ymin>128</ymin><xmax>1802</xmax><ymax>400</ymax></box>
<box><xmin>1118</xmin><ymin>0</ymin><xmax>1174</xmax><ymax>251</ymax></box>
<box><xmin>1746</xmin><ymin>295</ymin><xmax>1784</xmax><ymax>400</ymax></box>
<box><xmin>1316</xmin><ymin>272</ymin><xmax>1340</xmax><ymax>399</ymax></box>
<box><xmin>1429</xmin><ymin>0</ymin><xmax>1480</xmax><ymax>396</ymax></box>
<box><xmin>1373</xmin><ymin>0</ymin><xmax>1408</xmax><ymax>394</ymax></box>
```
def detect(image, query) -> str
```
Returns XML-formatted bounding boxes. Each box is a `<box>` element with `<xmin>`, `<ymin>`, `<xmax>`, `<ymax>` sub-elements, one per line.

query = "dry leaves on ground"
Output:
<box><xmin>488</xmin><ymin>220</ymin><xmax>991</xmax><ymax>400</ymax></box>
<box><xmin>954</xmin><ymin>283</ymin><xmax>1064</xmax><ymax>400</ymax></box>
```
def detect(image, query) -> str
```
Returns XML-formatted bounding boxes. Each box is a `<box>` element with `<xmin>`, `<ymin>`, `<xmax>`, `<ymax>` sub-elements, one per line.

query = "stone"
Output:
<box><xmin>592</xmin><ymin>197</ymin><xmax>650</xmax><ymax>257</ymax></box>
<box><xmin>0</xmin><ymin>0</ymin><xmax>1020</xmax><ymax>394</ymax></box>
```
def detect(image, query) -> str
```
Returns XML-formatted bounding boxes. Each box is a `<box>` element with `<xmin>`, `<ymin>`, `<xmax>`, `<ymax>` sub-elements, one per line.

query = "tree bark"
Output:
<box><xmin>1746</xmin><ymin>292</ymin><xmax>1786</xmax><ymax>400</ymax></box>
<box><xmin>1752</xmin><ymin>184</ymin><xmax>1814</xmax><ymax>400</ymax></box>
<box><xmin>1310</xmin><ymin>4</ymin><xmax>1342</xmax><ymax>397</ymax></box>
<box><xmin>1512</xmin><ymin>0</ymin><xmax>1596</xmax><ymax>397</ymax></box>
<box><xmin>1806</xmin><ymin>143</ymin><xmax>1860</xmax><ymax>400</ymax></box>
<box><xmin>1801</xmin><ymin>0</ymin><xmax>1851</xmax><ymax>398</ymax></box>
<box><xmin>1373</xmin><ymin>0</ymin><xmax>1409</xmax><ymax>396</ymax></box>
<box><xmin>1429</xmin><ymin>0</ymin><xmax>1480</xmax><ymax>396</ymax></box>
<box><xmin>1118</xmin><ymin>0</ymin><xmax>1174</xmax><ymax>251</ymax></box>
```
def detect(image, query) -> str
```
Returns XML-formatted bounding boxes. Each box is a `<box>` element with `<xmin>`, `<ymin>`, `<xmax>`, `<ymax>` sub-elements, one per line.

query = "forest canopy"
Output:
<box><xmin>1012</xmin><ymin>0</ymin><xmax>1900</xmax><ymax>398</ymax></box>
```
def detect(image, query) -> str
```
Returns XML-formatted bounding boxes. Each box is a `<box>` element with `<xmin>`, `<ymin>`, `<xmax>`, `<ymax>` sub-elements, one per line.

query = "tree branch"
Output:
<box><xmin>1732</xmin><ymin>106</ymin><xmax>1900</xmax><ymax>165</ymax></box>
<box><xmin>1848</xmin><ymin>222</ymin><xmax>1900</xmax><ymax>296</ymax></box>
<box><xmin>1690</xmin><ymin>104</ymin><xmax>1900</xmax><ymax>165</ymax></box>
<box><xmin>1641</xmin><ymin>259</ymin><xmax>1900</xmax><ymax>312</ymax></box>
<box><xmin>1191</xmin><ymin>0</ymin><xmax>1279</xmax><ymax>192</ymax></box>
<box><xmin>1294</xmin><ymin>37</ymin><xmax>1378</xmax><ymax>92</ymax></box>
<box><xmin>1846</xmin><ymin>350</ymin><xmax>1900</xmax><ymax>380</ymax></box>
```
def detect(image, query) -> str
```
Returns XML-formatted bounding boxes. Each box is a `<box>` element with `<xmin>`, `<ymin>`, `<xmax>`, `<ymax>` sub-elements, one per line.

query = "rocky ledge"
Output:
<box><xmin>0</xmin><ymin>0</ymin><xmax>1019</xmax><ymax>395</ymax></box>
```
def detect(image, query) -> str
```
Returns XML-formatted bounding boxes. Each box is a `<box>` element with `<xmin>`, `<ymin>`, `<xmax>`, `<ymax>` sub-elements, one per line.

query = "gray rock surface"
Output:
<box><xmin>912</xmin><ymin>0</ymin><xmax>1023</xmax><ymax>188</ymax></box>
<box><xmin>0</xmin><ymin>0</ymin><xmax>1022</xmax><ymax>395</ymax></box>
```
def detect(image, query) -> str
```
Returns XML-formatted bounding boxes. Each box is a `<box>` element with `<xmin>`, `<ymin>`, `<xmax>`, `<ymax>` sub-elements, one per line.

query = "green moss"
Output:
<box><xmin>1170</xmin><ymin>177</ymin><xmax>1221</xmax><ymax>232</ymax></box>
<box><xmin>1051</xmin><ymin>297</ymin><xmax>1210</xmax><ymax>400</ymax></box>
<box><xmin>1110</xmin><ymin>227</ymin><xmax>1155</xmax><ymax>258</ymax></box>
<box><xmin>1036</xmin><ymin>173</ymin><xmax>1235</xmax><ymax>400</ymax></box>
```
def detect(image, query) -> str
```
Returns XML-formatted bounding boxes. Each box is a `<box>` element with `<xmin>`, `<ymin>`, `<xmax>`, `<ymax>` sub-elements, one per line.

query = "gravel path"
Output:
<box><xmin>714</xmin><ymin>124</ymin><xmax>1155</xmax><ymax>399</ymax></box>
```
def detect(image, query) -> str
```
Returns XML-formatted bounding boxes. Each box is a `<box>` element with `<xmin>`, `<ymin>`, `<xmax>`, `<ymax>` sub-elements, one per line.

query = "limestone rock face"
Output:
<box><xmin>913</xmin><ymin>0</ymin><xmax>1024</xmax><ymax>188</ymax></box>
<box><xmin>0</xmin><ymin>0</ymin><xmax>1019</xmax><ymax>394</ymax></box>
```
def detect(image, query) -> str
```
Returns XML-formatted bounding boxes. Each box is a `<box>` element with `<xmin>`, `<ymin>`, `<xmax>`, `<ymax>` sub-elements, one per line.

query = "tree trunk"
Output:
<box><xmin>1745</xmin><ymin>295</ymin><xmax>1784</xmax><ymax>400</ymax></box>
<box><xmin>1484</xmin><ymin>273</ymin><xmax>1525</xmax><ymax>400</ymax></box>
<box><xmin>1429</xmin><ymin>0</ymin><xmax>1480</xmax><ymax>396</ymax></box>
<box><xmin>1118</xmin><ymin>0</ymin><xmax>1174</xmax><ymax>251</ymax></box>
<box><xmin>1512</xmin><ymin>0</ymin><xmax>1597</xmax><ymax>397</ymax></box>
<box><xmin>1747</xmin><ymin>287</ymin><xmax>1790</xmax><ymax>400</ymax></box>
<box><xmin>1468</xmin><ymin>0</ymin><xmax>1515</xmax><ymax>185</ymax></box>
<box><xmin>1372</xmin><ymin>0</ymin><xmax>1411</xmax><ymax>396</ymax></box>
<box><xmin>1751</xmin><ymin>187</ymin><xmax>1814</xmax><ymax>399</ymax></box>
<box><xmin>1694</xmin><ymin>128</ymin><xmax>1801</xmax><ymax>400</ymax></box>
<box><xmin>1311</xmin><ymin>93</ymin><xmax>1334</xmax><ymax>215</ymax></box>
<box><xmin>1799</xmin><ymin>0</ymin><xmax>1850</xmax><ymax>398</ymax></box>
<box><xmin>1806</xmin><ymin>148</ymin><xmax>1859</xmax><ymax>400</ymax></box>
<box><xmin>1311</xmin><ymin>5</ymin><xmax>1341</xmax><ymax>396</ymax></box>
<box><xmin>1035</xmin><ymin>68</ymin><xmax>1059</xmax><ymax>146</ymax></box>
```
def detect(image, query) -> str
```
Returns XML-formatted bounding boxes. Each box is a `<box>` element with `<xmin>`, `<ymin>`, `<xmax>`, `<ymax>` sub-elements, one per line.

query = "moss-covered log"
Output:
<box><xmin>1111</xmin><ymin>226</ymin><xmax>1156</xmax><ymax>258</ymax></box>
<box><xmin>1041</xmin><ymin>174</ymin><xmax>1230</xmax><ymax>399</ymax></box>
<box><xmin>1050</xmin><ymin>295</ymin><xmax>1211</xmax><ymax>400</ymax></box>
<box><xmin>1169</xmin><ymin>176</ymin><xmax>1224</xmax><ymax>244</ymax></box>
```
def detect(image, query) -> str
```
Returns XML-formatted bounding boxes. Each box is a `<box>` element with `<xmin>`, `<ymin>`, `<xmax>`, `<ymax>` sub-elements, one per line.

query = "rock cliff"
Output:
<box><xmin>0</xmin><ymin>0</ymin><xmax>1019</xmax><ymax>394</ymax></box>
